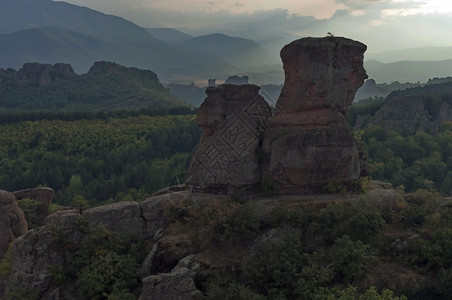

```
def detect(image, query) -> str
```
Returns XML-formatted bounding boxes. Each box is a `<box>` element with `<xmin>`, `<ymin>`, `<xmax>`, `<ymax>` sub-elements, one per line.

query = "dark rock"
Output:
<box><xmin>139</xmin><ymin>255</ymin><xmax>202</xmax><ymax>300</ymax></box>
<box><xmin>0</xmin><ymin>190</ymin><xmax>27</xmax><ymax>261</ymax></box>
<box><xmin>44</xmin><ymin>209</ymin><xmax>81</xmax><ymax>230</ymax></box>
<box><xmin>186</xmin><ymin>84</ymin><xmax>272</xmax><ymax>194</ymax></box>
<box><xmin>82</xmin><ymin>201</ymin><xmax>144</xmax><ymax>235</ymax></box>
<box><xmin>13</xmin><ymin>187</ymin><xmax>54</xmax><ymax>216</ymax></box>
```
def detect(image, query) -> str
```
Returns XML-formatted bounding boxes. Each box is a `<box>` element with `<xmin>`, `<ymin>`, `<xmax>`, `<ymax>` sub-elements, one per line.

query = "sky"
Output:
<box><xmin>62</xmin><ymin>0</ymin><xmax>452</xmax><ymax>55</ymax></box>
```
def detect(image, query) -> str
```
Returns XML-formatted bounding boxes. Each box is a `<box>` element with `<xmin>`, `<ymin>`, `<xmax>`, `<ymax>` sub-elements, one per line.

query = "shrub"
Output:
<box><xmin>0</xmin><ymin>243</ymin><xmax>13</xmax><ymax>280</ymax></box>
<box><xmin>329</xmin><ymin>235</ymin><xmax>377</xmax><ymax>282</ymax></box>
<box><xmin>77</xmin><ymin>251</ymin><xmax>141</xmax><ymax>300</ymax></box>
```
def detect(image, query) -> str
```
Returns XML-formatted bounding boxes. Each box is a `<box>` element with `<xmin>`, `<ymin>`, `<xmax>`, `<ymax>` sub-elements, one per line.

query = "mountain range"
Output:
<box><xmin>0</xmin><ymin>0</ymin><xmax>451</xmax><ymax>84</ymax></box>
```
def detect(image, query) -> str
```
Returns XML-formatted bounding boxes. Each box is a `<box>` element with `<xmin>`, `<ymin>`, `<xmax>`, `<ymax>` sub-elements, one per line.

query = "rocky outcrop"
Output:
<box><xmin>363</xmin><ymin>95</ymin><xmax>436</xmax><ymax>135</ymax></box>
<box><xmin>0</xmin><ymin>190</ymin><xmax>28</xmax><ymax>261</ymax></box>
<box><xmin>262</xmin><ymin>37</ymin><xmax>368</xmax><ymax>193</ymax></box>
<box><xmin>82</xmin><ymin>201</ymin><xmax>145</xmax><ymax>236</ymax></box>
<box><xmin>13</xmin><ymin>187</ymin><xmax>54</xmax><ymax>216</ymax></box>
<box><xmin>140</xmin><ymin>255</ymin><xmax>202</xmax><ymax>300</ymax></box>
<box><xmin>186</xmin><ymin>37</ymin><xmax>369</xmax><ymax>194</ymax></box>
<box><xmin>15</xmin><ymin>63</ymin><xmax>76</xmax><ymax>87</ymax></box>
<box><xmin>186</xmin><ymin>84</ymin><xmax>272</xmax><ymax>194</ymax></box>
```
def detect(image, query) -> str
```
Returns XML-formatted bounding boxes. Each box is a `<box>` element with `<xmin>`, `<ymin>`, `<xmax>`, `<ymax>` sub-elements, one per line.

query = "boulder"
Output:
<box><xmin>44</xmin><ymin>209</ymin><xmax>81</xmax><ymax>230</ymax></box>
<box><xmin>0</xmin><ymin>190</ymin><xmax>28</xmax><ymax>261</ymax></box>
<box><xmin>4</xmin><ymin>226</ymin><xmax>69</xmax><ymax>298</ymax></box>
<box><xmin>82</xmin><ymin>201</ymin><xmax>144</xmax><ymax>235</ymax></box>
<box><xmin>139</xmin><ymin>255</ymin><xmax>202</xmax><ymax>300</ymax></box>
<box><xmin>13</xmin><ymin>187</ymin><xmax>54</xmax><ymax>216</ymax></box>
<box><xmin>186</xmin><ymin>84</ymin><xmax>271</xmax><ymax>194</ymax></box>
<box><xmin>262</xmin><ymin>37</ymin><xmax>368</xmax><ymax>193</ymax></box>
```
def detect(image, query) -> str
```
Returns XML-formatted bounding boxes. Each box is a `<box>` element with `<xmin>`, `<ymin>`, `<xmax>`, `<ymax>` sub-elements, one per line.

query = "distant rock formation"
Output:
<box><xmin>354</xmin><ymin>79</ymin><xmax>390</xmax><ymax>101</ymax></box>
<box><xmin>225</xmin><ymin>75</ymin><xmax>249</xmax><ymax>85</ymax></box>
<box><xmin>208</xmin><ymin>78</ymin><xmax>216</xmax><ymax>87</ymax></box>
<box><xmin>187</xmin><ymin>37</ymin><xmax>369</xmax><ymax>194</ymax></box>
<box><xmin>0</xmin><ymin>190</ymin><xmax>27</xmax><ymax>261</ymax></box>
<box><xmin>356</xmin><ymin>95</ymin><xmax>437</xmax><ymax>135</ymax></box>
<box><xmin>5</xmin><ymin>62</ymin><xmax>76</xmax><ymax>87</ymax></box>
<box><xmin>186</xmin><ymin>84</ymin><xmax>271</xmax><ymax>194</ymax></box>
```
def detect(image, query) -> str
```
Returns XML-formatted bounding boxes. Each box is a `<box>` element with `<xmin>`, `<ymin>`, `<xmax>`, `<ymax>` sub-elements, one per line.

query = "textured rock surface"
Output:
<box><xmin>82</xmin><ymin>201</ymin><xmax>144</xmax><ymax>235</ymax></box>
<box><xmin>15</xmin><ymin>62</ymin><xmax>76</xmax><ymax>87</ymax></box>
<box><xmin>263</xmin><ymin>37</ymin><xmax>368</xmax><ymax>193</ymax></box>
<box><xmin>4</xmin><ymin>226</ymin><xmax>72</xmax><ymax>298</ymax></box>
<box><xmin>140</xmin><ymin>255</ymin><xmax>202</xmax><ymax>300</ymax></box>
<box><xmin>186</xmin><ymin>84</ymin><xmax>271</xmax><ymax>194</ymax></box>
<box><xmin>362</xmin><ymin>95</ymin><xmax>436</xmax><ymax>135</ymax></box>
<box><xmin>274</xmin><ymin>37</ymin><xmax>367</xmax><ymax>120</ymax></box>
<box><xmin>0</xmin><ymin>190</ymin><xmax>28</xmax><ymax>261</ymax></box>
<box><xmin>13</xmin><ymin>187</ymin><xmax>54</xmax><ymax>216</ymax></box>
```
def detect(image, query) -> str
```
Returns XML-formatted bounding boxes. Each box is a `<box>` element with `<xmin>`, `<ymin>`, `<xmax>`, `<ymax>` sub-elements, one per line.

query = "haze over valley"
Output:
<box><xmin>1</xmin><ymin>0</ymin><xmax>452</xmax><ymax>85</ymax></box>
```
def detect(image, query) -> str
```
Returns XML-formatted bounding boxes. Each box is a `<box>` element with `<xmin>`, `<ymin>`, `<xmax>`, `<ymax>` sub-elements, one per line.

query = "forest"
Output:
<box><xmin>0</xmin><ymin>111</ymin><xmax>202</xmax><ymax>206</ymax></box>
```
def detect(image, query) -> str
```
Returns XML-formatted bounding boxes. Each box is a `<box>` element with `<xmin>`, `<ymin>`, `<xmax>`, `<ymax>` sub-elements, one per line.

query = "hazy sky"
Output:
<box><xmin>62</xmin><ymin>0</ymin><xmax>452</xmax><ymax>54</ymax></box>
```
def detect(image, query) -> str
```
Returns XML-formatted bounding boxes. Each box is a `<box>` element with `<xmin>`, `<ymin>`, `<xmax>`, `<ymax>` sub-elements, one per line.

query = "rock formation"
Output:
<box><xmin>187</xmin><ymin>37</ymin><xmax>368</xmax><ymax>194</ymax></box>
<box><xmin>225</xmin><ymin>75</ymin><xmax>249</xmax><ymax>85</ymax></box>
<box><xmin>15</xmin><ymin>63</ymin><xmax>76</xmax><ymax>87</ymax></box>
<box><xmin>263</xmin><ymin>37</ymin><xmax>368</xmax><ymax>193</ymax></box>
<box><xmin>186</xmin><ymin>84</ymin><xmax>271</xmax><ymax>194</ymax></box>
<box><xmin>13</xmin><ymin>187</ymin><xmax>54</xmax><ymax>216</ymax></box>
<box><xmin>140</xmin><ymin>255</ymin><xmax>202</xmax><ymax>300</ymax></box>
<box><xmin>356</xmin><ymin>95</ymin><xmax>437</xmax><ymax>135</ymax></box>
<box><xmin>0</xmin><ymin>190</ymin><xmax>28</xmax><ymax>261</ymax></box>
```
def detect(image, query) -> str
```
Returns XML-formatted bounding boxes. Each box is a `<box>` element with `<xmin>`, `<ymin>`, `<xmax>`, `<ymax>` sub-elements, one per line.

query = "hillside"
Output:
<box><xmin>146</xmin><ymin>27</ymin><xmax>194</xmax><ymax>44</ymax></box>
<box><xmin>0</xmin><ymin>61</ymin><xmax>184</xmax><ymax>111</ymax></box>
<box><xmin>366</xmin><ymin>46</ymin><xmax>452</xmax><ymax>63</ymax></box>
<box><xmin>364</xmin><ymin>59</ymin><xmax>452</xmax><ymax>83</ymax></box>
<box><xmin>182</xmin><ymin>33</ymin><xmax>270</xmax><ymax>68</ymax></box>
<box><xmin>0</xmin><ymin>0</ymin><xmax>232</xmax><ymax>79</ymax></box>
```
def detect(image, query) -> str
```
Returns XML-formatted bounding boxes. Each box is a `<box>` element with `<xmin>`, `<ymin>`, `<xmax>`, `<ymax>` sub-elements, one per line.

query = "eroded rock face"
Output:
<box><xmin>275</xmin><ymin>37</ymin><xmax>367</xmax><ymax>120</ymax></box>
<box><xmin>186</xmin><ymin>84</ymin><xmax>271</xmax><ymax>194</ymax></box>
<box><xmin>82</xmin><ymin>201</ymin><xmax>145</xmax><ymax>236</ymax></box>
<box><xmin>140</xmin><ymin>255</ymin><xmax>202</xmax><ymax>300</ymax></box>
<box><xmin>0</xmin><ymin>190</ymin><xmax>28</xmax><ymax>261</ymax></box>
<box><xmin>13</xmin><ymin>187</ymin><xmax>54</xmax><ymax>216</ymax></box>
<box><xmin>263</xmin><ymin>37</ymin><xmax>368</xmax><ymax>193</ymax></box>
<box><xmin>362</xmin><ymin>95</ymin><xmax>436</xmax><ymax>135</ymax></box>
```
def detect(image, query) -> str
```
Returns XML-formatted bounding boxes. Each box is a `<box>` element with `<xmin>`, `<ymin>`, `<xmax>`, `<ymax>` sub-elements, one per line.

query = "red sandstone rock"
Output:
<box><xmin>186</xmin><ymin>84</ymin><xmax>271</xmax><ymax>194</ymax></box>
<box><xmin>263</xmin><ymin>37</ymin><xmax>368</xmax><ymax>193</ymax></box>
<box><xmin>274</xmin><ymin>37</ymin><xmax>367</xmax><ymax>125</ymax></box>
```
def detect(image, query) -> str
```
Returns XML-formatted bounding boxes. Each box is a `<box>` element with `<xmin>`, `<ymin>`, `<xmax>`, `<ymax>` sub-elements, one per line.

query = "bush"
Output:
<box><xmin>77</xmin><ymin>251</ymin><xmax>141</xmax><ymax>300</ymax></box>
<box><xmin>329</xmin><ymin>235</ymin><xmax>377</xmax><ymax>282</ymax></box>
<box><xmin>0</xmin><ymin>243</ymin><xmax>13</xmax><ymax>280</ymax></box>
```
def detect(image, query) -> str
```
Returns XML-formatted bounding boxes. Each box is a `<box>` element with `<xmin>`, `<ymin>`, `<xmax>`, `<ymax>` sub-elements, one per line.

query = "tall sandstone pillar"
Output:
<box><xmin>262</xmin><ymin>37</ymin><xmax>368</xmax><ymax>194</ymax></box>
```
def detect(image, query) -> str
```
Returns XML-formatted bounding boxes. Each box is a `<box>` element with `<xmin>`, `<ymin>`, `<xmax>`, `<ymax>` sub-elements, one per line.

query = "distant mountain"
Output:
<box><xmin>354</xmin><ymin>79</ymin><xmax>390</xmax><ymax>101</ymax></box>
<box><xmin>0</xmin><ymin>27</ymin><xmax>118</xmax><ymax>73</ymax></box>
<box><xmin>0</xmin><ymin>61</ymin><xmax>184</xmax><ymax>111</ymax></box>
<box><xmin>0</xmin><ymin>0</ymin><xmax>233</xmax><ymax>79</ymax></box>
<box><xmin>182</xmin><ymin>33</ymin><xmax>270</xmax><ymax>68</ymax></box>
<box><xmin>366</xmin><ymin>47</ymin><xmax>452</xmax><ymax>63</ymax></box>
<box><xmin>0</xmin><ymin>0</ymin><xmax>157</xmax><ymax>45</ymax></box>
<box><xmin>146</xmin><ymin>28</ymin><xmax>194</xmax><ymax>44</ymax></box>
<box><xmin>365</xmin><ymin>59</ymin><xmax>452</xmax><ymax>83</ymax></box>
